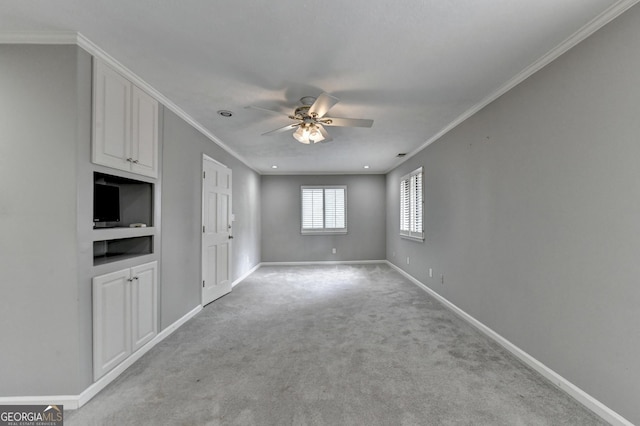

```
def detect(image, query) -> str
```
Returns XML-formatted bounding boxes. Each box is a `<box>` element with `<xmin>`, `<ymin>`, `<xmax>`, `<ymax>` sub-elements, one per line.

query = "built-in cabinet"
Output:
<box><xmin>92</xmin><ymin>59</ymin><xmax>159</xmax><ymax>178</ymax></box>
<box><xmin>92</xmin><ymin>261</ymin><xmax>158</xmax><ymax>380</ymax></box>
<box><xmin>91</xmin><ymin>58</ymin><xmax>161</xmax><ymax>383</ymax></box>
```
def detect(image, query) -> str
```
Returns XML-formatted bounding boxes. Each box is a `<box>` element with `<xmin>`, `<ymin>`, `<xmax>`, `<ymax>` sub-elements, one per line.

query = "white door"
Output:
<box><xmin>202</xmin><ymin>157</ymin><xmax>232</xmax><ymax>305</ymax></box>
<box><xmin>93</xmin><ymin>268</ymin><xmax>131</xmax><ymax>380</ymax></box>
<box><xmin>131</xmin><ymin>261</ymin><xmax>157</xmax><ymax>352</ymax></box>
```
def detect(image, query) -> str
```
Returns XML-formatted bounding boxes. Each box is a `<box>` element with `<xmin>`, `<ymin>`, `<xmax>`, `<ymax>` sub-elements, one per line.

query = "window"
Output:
<box><xmin>400</xmin><ymin>167</ymin><xmax>424</xmax><ymax>241</ymax></box>
<box><xmin>301</xmin><ymin>186</ymin><xmax>347</xmax><ymax>234</ymax></box>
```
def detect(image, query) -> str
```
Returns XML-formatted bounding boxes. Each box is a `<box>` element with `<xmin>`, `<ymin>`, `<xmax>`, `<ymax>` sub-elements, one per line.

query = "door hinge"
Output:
<box><xmin>203</xmin><ymin>171</ymin><xmax>206</xmax><ymax>179</ymax></box>
<box><xmin>203</xmin><ymin>225</ymin><xmax>205</xmax><ymax>233</ymax></box>
<box><xmin>202</xmin><ymin>280</ymin><xmax>205</xmax><ymax>287</ymax></box>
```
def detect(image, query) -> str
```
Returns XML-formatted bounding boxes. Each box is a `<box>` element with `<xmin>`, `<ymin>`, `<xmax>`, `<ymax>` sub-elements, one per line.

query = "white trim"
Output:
<box><xmin>261</xmin><ymin>260</ymin><xmax>386</xmax><ymax>266</ymax></box>
<box><xmin>49</xmin><ymin>32</ymin><xmax>255</xmax><ymax>175</ymax></box>
<box><xmin>385</xmin><ymin>0</ymin><xmax>640</xmax><ymax>173</ymax></box>
<box><xmin>231</xmin><ymin>263</ymin><xmax>261</xmax><ymax>287</ymax></box>
<box><xmin>0</xmin><ymin>31</ymin><xmax>77</xmax><ymax>44</ymax></box>
<box><xmin>203</xmin><ymin>153</ymin><xmax>228</xmax><ymax>169</ymax></box>
<box><xmin>385</xmin><ymin>261</ymin><xmax>634</xmax><ymax>426</ymax></box>
<box><xmin>0</xmin><ymin>305</ymin><xmax>202</xmax><ymax>410</ymax></box>
<box><xmin>0</xmin><ymin>395</ymin><xmax>80</xmax><ymax>409</ymax></box>
<box><xmin>5</xmin><ymin>0</ymin><xmax>638</xmax><ymax>178</ymax></box>
<box><xmin>79</xmin><ymin>304</ymin><xmax>201</xmax><ymax>407</ymax></box>
<box><xmin>0</xmin><ymin>31</ymin><xmax>257</xmax><ymax>174</ymax></box>
<box><xmin>76</xmin><ymin>34</ymin><xmax>257</xmax><ymax>173</ymax></box>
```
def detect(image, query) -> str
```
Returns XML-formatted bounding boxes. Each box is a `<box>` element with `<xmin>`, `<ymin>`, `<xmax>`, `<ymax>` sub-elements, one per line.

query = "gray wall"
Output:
<box><xmin>261</xmin><ymin>174</ymin><xmax>385</xmax><ymax>262</ymax></box>
<box><xmin>387</xmin><ymin>6</ymin><xmax>640</xmax><ymax>424</ymax></box>
<box><xmin>0</xmin><ymin>45</ymin><xmax>91</xmax><ymax>395</ymax></box>
<box><xmin>161</xmin><ymin>109</ymin><xmax>261</xmax><ymax>329</ymax></box>
<box><xmin>0</xmin><ymin>44</ymin><xmax>263</xmax><ymax>397</ymax></box>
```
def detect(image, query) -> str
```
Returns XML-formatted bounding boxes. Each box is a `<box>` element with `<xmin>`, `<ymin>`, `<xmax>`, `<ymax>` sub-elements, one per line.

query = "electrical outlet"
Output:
<box><xmin>441</xmin><ymin>274</ymin><xmax>445</xmax><ymax>285</ymax></box>
<box><xmin>406</xmin><ymin>257</ymin><xmax>410</xmax><ymax>265</ymax></box>
<box><xmin>429</xmin><ymin>268</ymin><xmax>433</xmax><ymax>278</ymax></box>
<box><xmin>332</xmin><ymin>248</ymin><xmax>337</xmax><ymax>254</ymax></box>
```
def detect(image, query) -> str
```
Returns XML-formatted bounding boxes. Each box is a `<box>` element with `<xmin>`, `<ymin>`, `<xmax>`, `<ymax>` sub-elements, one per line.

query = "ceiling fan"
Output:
<box><xmin>248</xmin><ymin>93</ymin><xmax>373</xmax><ymax>144</ymax></box>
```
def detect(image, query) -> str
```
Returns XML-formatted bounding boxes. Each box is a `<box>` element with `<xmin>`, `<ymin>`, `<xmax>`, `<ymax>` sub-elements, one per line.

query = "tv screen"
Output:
<box><xmin>94</xmin><ymin>184</ymin><xmax>120</xmax><ymax>223</ymax></box>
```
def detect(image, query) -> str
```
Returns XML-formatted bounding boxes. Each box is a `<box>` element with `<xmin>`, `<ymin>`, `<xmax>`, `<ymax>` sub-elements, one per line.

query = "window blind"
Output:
<box><xmin>400</xmin><ymin>167</ymin><xmax>424</xmax><ymax>240</ymax></box>
<box><xmin>301</xmin><ymin>186</ymin><xmax>347</xmax><ymax>234</ymax></box>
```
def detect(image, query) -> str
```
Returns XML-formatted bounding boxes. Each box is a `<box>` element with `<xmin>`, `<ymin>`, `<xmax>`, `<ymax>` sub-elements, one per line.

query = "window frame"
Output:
<box><xmin>300</xmin><ymin>185</ymin><xmax>348</xmax><ymax>235</ymax></box>
<box><xmin>400</xmin><ymin>167</ymin><xmax>424</xmax><ymax>241</ymax></box>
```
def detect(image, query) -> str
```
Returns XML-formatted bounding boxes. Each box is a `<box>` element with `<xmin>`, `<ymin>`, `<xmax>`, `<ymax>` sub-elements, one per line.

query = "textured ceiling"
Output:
<box><xmin>1</xmin><ymin>0</ymin><xmax>630</xmax><ymax>174</ymax></box>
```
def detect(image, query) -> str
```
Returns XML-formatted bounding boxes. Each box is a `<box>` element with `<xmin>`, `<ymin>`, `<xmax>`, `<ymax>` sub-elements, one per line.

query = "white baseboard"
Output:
<box><xmin>0</xmin><ymin>304</ymin><xmax>202</xmax><ymax>410</ymax></box>
<box><xmin>260</xmin><ymin>260</ymin><xmax>386</xmax><ymax>266</ymax></box>
<box><xmin>385</xmin><ymin>261</ymin><xmax>633</xmax><ymax>426</ymax></box>
<box><xmin>0</xmin><ymin>395</ymin><xmax>80</xmax><ymax>409</ymax></box>
<box><xmin>231</xmin><ymin>263</ymin><xmax>261</xmax><ymax>287</ymax></box>
<box><xmin>5</xmin><ymin>262</ymin><xmax>628</xmax><ymax>423</ymax></box>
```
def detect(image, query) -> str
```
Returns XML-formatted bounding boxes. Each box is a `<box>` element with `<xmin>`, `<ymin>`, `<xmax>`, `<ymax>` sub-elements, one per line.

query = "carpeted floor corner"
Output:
<box><xmin>66</xmin><ymin>264</ymin><xmax>606</xmax><ymax>425</ymax></box>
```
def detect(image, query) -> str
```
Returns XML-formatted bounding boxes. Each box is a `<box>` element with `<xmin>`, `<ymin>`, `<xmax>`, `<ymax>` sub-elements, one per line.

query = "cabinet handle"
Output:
<box><xmin>127</xmin><ymin>278</ymin><xmax>134</xmax><ymax>282</ymax></box>
<box><xmin>126</xmin><ymin>157</ymin><xmax>133</xmax><ymax>162</ymax></box>
<box><xmin>132</xmin><ymin>159</ymin><xmax>139</xmax><ymax>164</ymax></box>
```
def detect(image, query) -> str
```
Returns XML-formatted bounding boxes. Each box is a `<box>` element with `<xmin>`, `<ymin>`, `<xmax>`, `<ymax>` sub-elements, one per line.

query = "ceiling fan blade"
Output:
<box><xmin>317</xmin><ymin>124</ymin><xmax>333</xmax><ymax>143</ymax></box>
<box><xmin>262</xmin><ymin>123</ymin><xmax>299</xmax><ymax>136</ymax></box>
<box><xmin>246</xmin><ymin>105</ymin><xmax>291</xmax><ymax>117</ymax></box>
<box><xmin>322</xmin><ymin>117</ymin><xmax>374</xmax><ymax>128</ymax></box>
<box><xmin>308</xmin><ymin>93</ymin><xmax>339</xmax><ymax>118</ymax></box>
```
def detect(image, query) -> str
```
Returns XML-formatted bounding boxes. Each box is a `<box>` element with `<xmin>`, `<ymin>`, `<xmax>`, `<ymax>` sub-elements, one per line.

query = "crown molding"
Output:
<box><xmin>0</xmin><ymin>30</ymin><xmax>258</xmax><ymax>174</ymax></box>
<box><xmin>0</xmin><ymin>31</ymin><xmax>77</xmax><ymax>44</ymax></box>
<box><xmin>74</xmin><ymin>34</ymin><xmax>258</xmax><ymax>174</ymax></box>
<box><xmin>385</xmin><ymin>0</ymin><xmax>640</xmax><ymax>174</ymax></box>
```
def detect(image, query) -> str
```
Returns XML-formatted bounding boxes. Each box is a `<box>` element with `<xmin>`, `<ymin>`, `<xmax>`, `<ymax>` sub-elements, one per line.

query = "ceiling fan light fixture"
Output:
<box><xmin>293</xmin><ymin>126</ymin><xmax>311</xmax><ymax>144</ymax></box>
<box><xmin>293</xmin><ymin>124</ymin><xmax>325</xmax><ymax>144</ymax></box>
<box><xmin>308</xmin><ymin>125</ymin><xmax>325</xmax><ymax>143</ymax></box>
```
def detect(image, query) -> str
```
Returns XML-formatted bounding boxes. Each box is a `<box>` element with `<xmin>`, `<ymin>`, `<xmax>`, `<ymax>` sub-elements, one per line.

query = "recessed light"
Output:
<box><xmin>271</xmin><ymin>165</ymin><xmax>278</xmax><ymax>169</ymax></box>
<box><xmin>217</xmin><ymin>110</ymin><xmax>233</xmax><ymax>117</ymax></box>
<box><xmin>363</xmin><ymin>165</ymin><xmax>370</xmax><ymax>169</ymax></box>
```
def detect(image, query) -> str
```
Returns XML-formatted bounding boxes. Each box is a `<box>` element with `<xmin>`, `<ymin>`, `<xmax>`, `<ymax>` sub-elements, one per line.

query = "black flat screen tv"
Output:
<box><xmin>94</xmin><ymin>183</ymin><xmax>120</xmax><ymax>223</ymax></box>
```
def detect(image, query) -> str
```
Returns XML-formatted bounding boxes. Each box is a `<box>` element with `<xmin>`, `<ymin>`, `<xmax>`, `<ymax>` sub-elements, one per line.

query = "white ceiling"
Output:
<box><xmin>2</xmin><ymin>0</ymin><xmax>633</xmax><ymax>174</ymax></box>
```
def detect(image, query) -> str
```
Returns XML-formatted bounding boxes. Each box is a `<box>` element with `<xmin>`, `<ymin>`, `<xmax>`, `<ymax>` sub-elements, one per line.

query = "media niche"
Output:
<box><xmin>93</xmin><ymin>172</ymin><xmax>153</xmax><ymax>229</ymax></box>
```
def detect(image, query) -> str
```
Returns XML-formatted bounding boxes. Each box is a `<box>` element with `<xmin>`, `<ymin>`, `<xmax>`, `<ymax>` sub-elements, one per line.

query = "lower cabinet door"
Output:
<box><xmin>92</xmin><ymin>261</ymin><xmax>157</xmax><ymax>381</ymax></box>
<box><xmin>131</xmin><ymin>261</ymin><xmax>158</xmax><ymax>352</ymax></box>
<box><xmin>93</xmin><ymin>268</ymin><xmax>132</xmax><ymax>381</ymax></box>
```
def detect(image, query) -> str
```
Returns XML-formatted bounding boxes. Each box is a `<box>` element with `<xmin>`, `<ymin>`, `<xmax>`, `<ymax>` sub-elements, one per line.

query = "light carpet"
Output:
<box><xmin>66</xmin><ymin>264</ymin><xmax>606</xmax><ymax>425</ymax></box>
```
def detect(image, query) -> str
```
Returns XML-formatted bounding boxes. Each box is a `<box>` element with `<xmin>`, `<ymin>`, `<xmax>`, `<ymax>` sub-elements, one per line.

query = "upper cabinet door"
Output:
<box><xmin>130</xmin><ymin>86</ymin><xmax>159</xmax><ymax>178</ymax></box>
<box><xmin>93</xmin><ymin>60</ymin><xmax>132</xmax><ymax>171</ymax></box>
<box><xmin>92</xmin><ymin>59</ymin><xmax>159</xmax><ymax>178</ymax></box>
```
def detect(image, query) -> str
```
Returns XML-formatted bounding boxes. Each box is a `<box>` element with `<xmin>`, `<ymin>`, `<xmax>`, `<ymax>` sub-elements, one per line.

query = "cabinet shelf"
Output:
<box><xmin>93</xmin><ymin>252</ymin><xmax>155</xmax><ymax>267</ymax></box>
<box><xmin>93</xmin><ymin>235</ymin><xmax>153</xmax><ymax>266</ymax></box>
<box><xmin>92</xmin><ymin>226</ymin><xmax>155</xmax><ymax>242</ymax></box>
